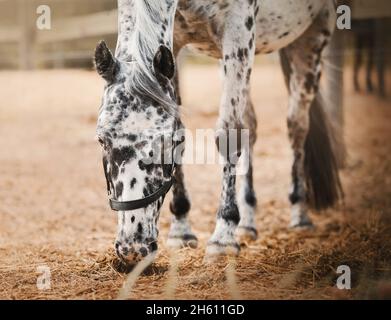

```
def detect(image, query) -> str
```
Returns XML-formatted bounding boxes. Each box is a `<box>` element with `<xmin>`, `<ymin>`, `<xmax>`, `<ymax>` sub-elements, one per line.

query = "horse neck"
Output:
<box><xmin>115</xmin><ymin>0</ymin><xmax>135</xmax><ymax>61</ymax></box>
<box><xmin>116</xmin><ymin>0</ymin><xmax>178</xmax><ymax>63</ymax></box>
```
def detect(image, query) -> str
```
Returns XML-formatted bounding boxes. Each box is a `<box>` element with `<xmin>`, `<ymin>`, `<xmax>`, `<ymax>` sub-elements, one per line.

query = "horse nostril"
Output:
<box><xmin>115</xmin><ymin>242</ymin><xmax>130</xmax><ymax>258</ymax></box>
<box><xmin>121</xmin><ymin>246</ymin><xmax>129</xmax><ymax>256</ymax></box>
<box><xmin>139</xmin><ymin>247</ymin><xmax>148</xmax><ymax>257</ymax></box>
<box><xmin>149</xmin><ymin>241</ymin><xmax>158</xmax><ymax>252</ymax></box>
<box><xmin>114</xmin><ymin>242</ymin><xmax>121</xmax><ymax>257</ymax></box>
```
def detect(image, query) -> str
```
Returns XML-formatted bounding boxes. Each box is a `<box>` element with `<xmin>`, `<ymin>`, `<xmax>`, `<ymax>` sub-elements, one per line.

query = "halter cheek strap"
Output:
<box><xmin>109</xmin><ymin>176</ymin><xmax>175</xmax><ymax>211</ymax></box>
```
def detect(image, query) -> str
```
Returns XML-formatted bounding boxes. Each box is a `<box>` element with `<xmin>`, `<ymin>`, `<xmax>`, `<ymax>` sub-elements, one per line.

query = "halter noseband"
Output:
<box><xmin>108</xmin><ymin>175</ymin><xmax>175</xmax><ymax>211</ymax></box>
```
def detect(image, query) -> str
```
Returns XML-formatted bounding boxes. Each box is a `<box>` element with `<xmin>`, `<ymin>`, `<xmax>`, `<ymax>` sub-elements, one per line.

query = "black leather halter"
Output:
<box><xmin>108</xmin><ymin>175</ymin><xmax>175</xmax><ymax>211</ymax></box>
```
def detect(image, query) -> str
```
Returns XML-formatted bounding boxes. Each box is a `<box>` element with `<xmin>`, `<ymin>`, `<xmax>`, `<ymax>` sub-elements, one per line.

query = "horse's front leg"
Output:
<box><xmin>167</xmin><ymin>65</ymin><xmax>198</xmax><ymax>249</ymax></box>
<box><xmin>205</xmin><ymin>0</ymin><xmax>257</xmax><ymax>259</ymax></box>
<box><xmin>167</xmin><ymin>164</ymin><xmax>198</xmax><ymax>248</ymax></box>
<box><xmin>236</xmin><ymin>94</ymin><xmax>258</xmax><ymax>242</ymax></box>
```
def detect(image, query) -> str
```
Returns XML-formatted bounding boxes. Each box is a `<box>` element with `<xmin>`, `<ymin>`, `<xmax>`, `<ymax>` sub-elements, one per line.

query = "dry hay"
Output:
<box><xmin>2</xmin><ymin>209</ymin><xmax>390</xmax><ymax>300</ymax></box>
<box><xmin>0</xmin><ymin>66</ymin><xmax>391</xmax><ymax>299</ymax></box>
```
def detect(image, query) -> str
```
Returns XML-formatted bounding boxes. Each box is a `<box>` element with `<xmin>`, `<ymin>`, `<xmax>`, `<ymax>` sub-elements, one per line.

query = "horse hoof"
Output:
<box><xmin>166</xmin><ymin>234</ymin><xmax>198</xmax><ymax>249</ymax></box>
<box><xmin>204</xmin><ymin>242</ymin><xmax>240</xmax><ymax>263</ymax></box>
<box><xmin>235</xmin><ymin>226</ymin><xmax>258</xmax><ymax>243</ymax></box>
<box><xmin>289</xmin><ymin>220</ymin><xmax>315</xmax><ymax>230</ymax></box>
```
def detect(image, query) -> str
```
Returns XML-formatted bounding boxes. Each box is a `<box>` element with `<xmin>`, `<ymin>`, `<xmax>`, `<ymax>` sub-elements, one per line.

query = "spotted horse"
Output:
<box><xmin>95</xmin><ymin>0</ymin><xmax>343</xmax><ymax>265</ymax></box>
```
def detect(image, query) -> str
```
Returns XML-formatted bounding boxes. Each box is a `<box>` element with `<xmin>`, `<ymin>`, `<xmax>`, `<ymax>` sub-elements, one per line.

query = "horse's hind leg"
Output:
<box><xmin>353</xmin><ymin>33</ymin><xmax>364</xmax><ymax>92</ymax></box>
<box><xmin>167</xmin><ymin>63</ymin><xmax>198</xmax><ymax>249</ymax></box>
<box><xmin>280</xmin><ymin>4</ymin><xmax>341</xmax><ymax>228</ymax></box>
<box><xmin>375</xmin><ymin>19</ymin><xmax>387</xmax><ymax>98</ymax></box>
<box><xmin>366</xmin><ymin>34</ymin><xmax>375</xmax><ymax>93</ymax></box>
<box><xmin>205</xmin><ymin>0</ymin><xmax>258</xmax><ymax>259</ymax></box>
<box><xmin>236</xmin><ymin>92</ymin><xmax>258</xmax><ymax>242</ymax></box>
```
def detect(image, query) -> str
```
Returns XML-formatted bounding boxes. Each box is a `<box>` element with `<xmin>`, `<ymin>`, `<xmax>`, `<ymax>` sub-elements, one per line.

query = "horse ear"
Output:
<box><xmin>153</xmin><ymin>45</ymin><xmax>175</xmax><ymax>80</ymax></box>
<box><xmin>94</xmin><ymin>40</ymin><xmax>117</xmax><ymax>82</ymax></box>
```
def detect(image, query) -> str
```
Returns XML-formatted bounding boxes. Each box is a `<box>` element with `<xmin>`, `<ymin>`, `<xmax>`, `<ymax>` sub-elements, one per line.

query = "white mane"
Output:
<box><xmin>129</xmin><ymin>0</ymin><xmax>178</xmax><ymax>116</ymax></box>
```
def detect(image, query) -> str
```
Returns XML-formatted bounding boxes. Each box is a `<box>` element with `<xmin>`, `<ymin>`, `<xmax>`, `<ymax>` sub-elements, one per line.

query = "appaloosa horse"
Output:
<box><xmin>95</xmin><ymin>0</ymin><xmax>343</xmax><ymax>265</ymax></box>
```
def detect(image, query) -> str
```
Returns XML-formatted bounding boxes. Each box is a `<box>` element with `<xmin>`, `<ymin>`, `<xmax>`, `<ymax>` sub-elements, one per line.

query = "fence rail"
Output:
<box><xmin>36</xmin><ymin>9</ymin><xmax>117</xmax><ymax>44</ymax></box>
<box><xmin>0</xmin><ymin>27</ymin><xmax>20</xmax><ymax>43</ymax></box>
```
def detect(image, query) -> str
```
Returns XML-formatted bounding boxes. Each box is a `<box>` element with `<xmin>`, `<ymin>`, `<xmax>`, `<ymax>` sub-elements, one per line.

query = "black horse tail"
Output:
<box><xmin>305</xmin><ymin>93</ymin><xmax>344</xmax><ymax>210</ymax></box>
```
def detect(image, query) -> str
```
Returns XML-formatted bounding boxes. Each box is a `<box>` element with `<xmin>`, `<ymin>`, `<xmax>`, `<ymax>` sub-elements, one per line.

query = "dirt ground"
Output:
<box><xmin>1</xmin><ymin>63</ymin><xmax>391</xmax><ymax>300</ymax></box>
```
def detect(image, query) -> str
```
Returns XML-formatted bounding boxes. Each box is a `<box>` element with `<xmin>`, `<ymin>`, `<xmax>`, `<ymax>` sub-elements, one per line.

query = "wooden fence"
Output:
<box><xmin>0</xmin><ymin>0</ymin><xmax>117</xmax><ymax>69</ymax></box>
<box><xmin>0</xmin><ymin>0</ymin><xmax>390</xmax><ymax>69</ymax></box>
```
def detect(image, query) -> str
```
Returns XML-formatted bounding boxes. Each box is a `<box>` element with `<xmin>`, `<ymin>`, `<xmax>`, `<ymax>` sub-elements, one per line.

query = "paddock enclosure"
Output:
<box><xmin>1</xmin><ymin>1</ymin><xmax>391</xmax><ymax>300</ymax></box>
